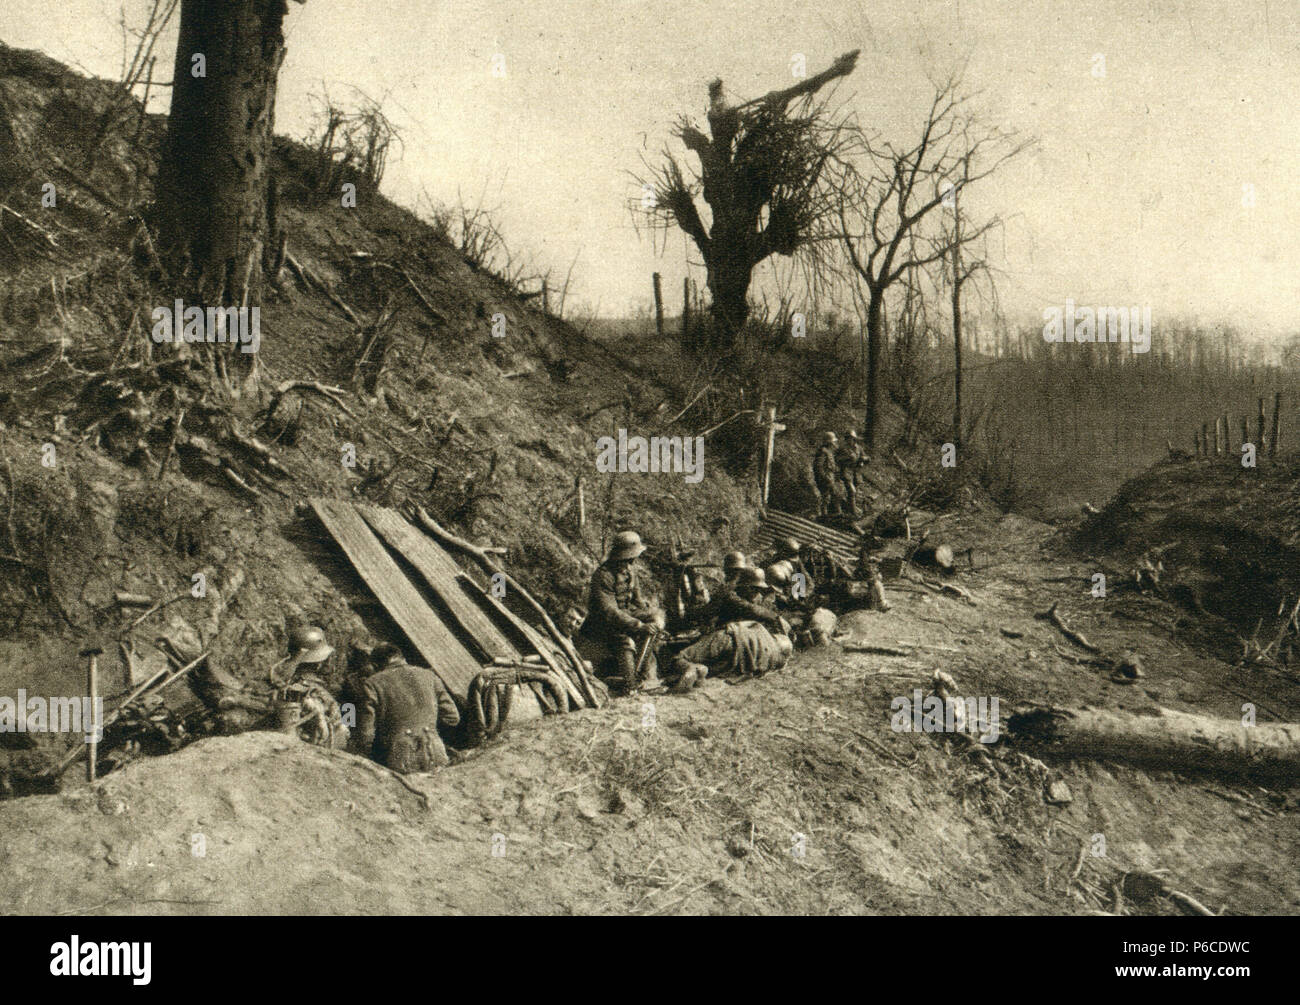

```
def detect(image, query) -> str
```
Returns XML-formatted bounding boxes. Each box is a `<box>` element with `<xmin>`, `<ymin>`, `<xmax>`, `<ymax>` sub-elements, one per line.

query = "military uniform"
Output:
<box><xmin>812</xmin><ymin>443</ymin><xmax>841</xmax><ymax>517</ymax></box>
<box><xmin>576</xmin><ymin>532</ymin><xmax>660</xmax><ymax>690</ymax></box>
<box><xmin>348</xmin><ymin>660</ymin><xmax>460</xmax><ymax>773</ymax></box>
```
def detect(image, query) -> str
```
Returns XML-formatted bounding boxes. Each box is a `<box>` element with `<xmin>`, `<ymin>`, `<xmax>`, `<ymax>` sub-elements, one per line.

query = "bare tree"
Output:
<box><xmin>836</xmin><ymin>73</ymin><xmax>1030</xmax><ymax>448</ymax></box>
<box><xmin>640</xmin><ymin>51</ymin><xmax>860</xmax><ymax>353</ymax></box>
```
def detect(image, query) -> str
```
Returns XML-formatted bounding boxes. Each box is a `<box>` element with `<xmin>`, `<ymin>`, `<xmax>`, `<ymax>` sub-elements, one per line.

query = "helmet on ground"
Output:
<box><xmin>722</xmin><ymin>550</ymin><xmax>747</xmax><ymax>573</ymax></box>
<box><xmin>289</xmin><ymin>625</ymin><xmax>334</xmax><ymax>665</ymax></box>
<box><xmin>607</xmin><ymin>530</ymin><xmax>646</xmax><ymax>562</ymax></box>
<box><xmin>775</xmin><ymin>634</ymin><xmax>794</xmax><ymax>659</ymax></box>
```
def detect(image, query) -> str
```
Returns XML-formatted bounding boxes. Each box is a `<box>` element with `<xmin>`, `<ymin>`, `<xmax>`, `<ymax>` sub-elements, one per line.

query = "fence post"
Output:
<box><xmin>1271</xmin><ymin>393</ymin><xmax>1282</xmax><ymax>457</ymax></box>
<box><xmin>652</xmin><ymin>272</ymin><xmax>664</xmax><ymax>338</ymax></box>
<box><xmin>1257</xmin><ymin>397</ymin><xmax>1266</xmax><ymax>452</ymax></box>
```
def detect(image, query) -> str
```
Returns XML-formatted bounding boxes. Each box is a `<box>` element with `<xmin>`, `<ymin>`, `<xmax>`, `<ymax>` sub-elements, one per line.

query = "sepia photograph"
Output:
<box><xmin>0</xmin><ymin>0</ymin><xmax>1291</xmax><ymax>972</ymax></box>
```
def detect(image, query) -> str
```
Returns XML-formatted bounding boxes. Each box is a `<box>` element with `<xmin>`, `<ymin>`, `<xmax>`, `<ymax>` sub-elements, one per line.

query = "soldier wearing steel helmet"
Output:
<box><xmin>576</xmin><ymin>530</ymin><xmax>664</xmax><ymax>694</ymax></box>
<box><xmin>812</xmin><ymin>431</ymin><xmax>841</xmax><ymax>517</ymax></box>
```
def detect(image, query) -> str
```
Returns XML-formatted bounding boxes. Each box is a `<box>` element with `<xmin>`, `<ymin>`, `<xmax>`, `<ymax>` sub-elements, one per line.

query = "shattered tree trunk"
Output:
<box><xmin>1009</xmin><ymin>705</ymin><xmax>1300</xmax><ymax>782</ymax></box>
<box><xmin>153</xmin><ymin>0</ymin><xmax>291</xmax><ymax>384</ymax></box>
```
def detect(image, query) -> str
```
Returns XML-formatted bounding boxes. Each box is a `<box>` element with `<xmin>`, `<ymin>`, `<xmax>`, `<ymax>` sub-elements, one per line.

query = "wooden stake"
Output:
<box><xmin>1258</xmin><ymin>397</ymin><xmax>1267</xmax><ymax>452</ymax></box>
<box><xmin>85</xmin><ymin>648</ymin><xmax>99</xmax><ymax>782</ymax></box>
<box><xmin>576</xmin><ymin>474</ymin><xmax>585</xmax><ymax>528</ymax></box>
<box><xmin>1271</xmin><ymin>392</ymin><xmax>1281</xmax><ymax>457</ymax></box>
<box><xmin>652</xmin><ymin>272</ymin><xmax>664</xmax><ymax>338</ymax></box>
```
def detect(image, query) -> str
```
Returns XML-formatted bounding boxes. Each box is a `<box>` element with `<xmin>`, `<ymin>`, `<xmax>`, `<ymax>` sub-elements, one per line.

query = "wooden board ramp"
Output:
<box><xmin>754</xmin><ymin>508</ymin><xmax>861</xmax><ymax>567</ymax></box>
<box><xmin>355</xmin><ymin>504</ymin><xmax>583</xmax><ymax>710</ymax></box>
<box><xmin>309</xmin><ymin>498</ymin><xmax>486</xmax><ymax>703</ymax></box>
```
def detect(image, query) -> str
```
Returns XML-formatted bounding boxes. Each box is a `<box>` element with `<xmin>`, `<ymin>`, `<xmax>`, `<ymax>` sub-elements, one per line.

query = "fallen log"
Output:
<box><xmin>1008</xmin><ymin>705</ymin><xmax>1300</xmax><ymax>783</ymax></box>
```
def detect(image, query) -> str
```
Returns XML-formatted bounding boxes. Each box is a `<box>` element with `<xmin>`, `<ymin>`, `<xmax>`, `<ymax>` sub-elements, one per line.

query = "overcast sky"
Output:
<box><xmin>3</xmin><ymin>0</ymin><xmax>1298</xmax><ymax>334</ymax></box>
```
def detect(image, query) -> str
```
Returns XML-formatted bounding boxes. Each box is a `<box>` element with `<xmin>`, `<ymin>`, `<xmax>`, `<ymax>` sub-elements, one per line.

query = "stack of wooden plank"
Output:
<box><xmin>309</xmin><ymin>499</ymin><xmax>588</xmax><ymax>716</ymax></box>
<box><xmin>752</xmin><ymin>508</ymin><xmax>861</xmax><ymax>568</ymax></box>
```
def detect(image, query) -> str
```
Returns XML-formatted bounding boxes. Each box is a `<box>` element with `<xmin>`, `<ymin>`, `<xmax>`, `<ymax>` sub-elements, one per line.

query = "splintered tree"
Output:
<box><xmin>152</xmin><ymin>0</ymin><xmax>304</xmax><ymax>386</ymax></box>
<box><xmin>837</xmin><ymin>74</ymin><xmax>1029</xmax><ymax>448</ymax></box>
<box><xmin>641</xmin><ymin>51</ymin><xmax>860</xmax><ymax>353</ymax></box>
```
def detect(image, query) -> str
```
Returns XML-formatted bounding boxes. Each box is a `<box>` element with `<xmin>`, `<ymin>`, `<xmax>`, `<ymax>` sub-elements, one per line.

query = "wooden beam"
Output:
<box><xmin>310</xmin><ymin>499</ymin><xmax>485</xmax><ymax>702</ymax></box>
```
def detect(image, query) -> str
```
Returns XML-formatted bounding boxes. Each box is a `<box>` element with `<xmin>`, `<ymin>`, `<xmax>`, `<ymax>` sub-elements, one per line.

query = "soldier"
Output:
<box><xmin>347</xmin><ymin>643</ymin><xmax>460</xmax><ymax>773</ymax></box>
<box><xmin>836</xmin><ymin>430</ymin><xmax>867</xmax><ymax>517</ymax></box>
<box><xmin>812</xmin><ymin>431</ymin><xmax>841</xmax><ymax>518</ymax></box>
<box><xmin>669</xmin><ymin>573</ymin><xmax>794</xmax><ymax>692</ymax></box>
<box><xmin>576</xmin><ymin>530</ymin><xmax>664</xmax><ymax>695</ymax></box>
<box><xmin>684</xmin><ymin>565</ymin><xmax>786</xmax><ymax>634</ymax></box>
<box><xmin>721</xmin><ymin>550</ymin><xmax>747</xmax><ymax>585</ymax></box>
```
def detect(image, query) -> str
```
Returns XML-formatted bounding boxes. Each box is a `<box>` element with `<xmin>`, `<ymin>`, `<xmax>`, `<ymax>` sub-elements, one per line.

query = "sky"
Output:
<box><xmin>3</xmin><ymin>0</ymin><xmax>1299</xmax><ymax>335</ymax></box>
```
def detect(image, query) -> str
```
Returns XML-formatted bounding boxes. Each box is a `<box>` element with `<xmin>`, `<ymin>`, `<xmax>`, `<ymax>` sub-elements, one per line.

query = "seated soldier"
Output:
<box><xmin>575</xmin><ymin>531</ymin><xmax>664</xmax><ymax>695</ymax></box>
<box><xmin>683</xmin><ymin>566</ymin><xmax>786</xmax><ymax>634</ymax></box>
<box><xmin>347</xmin><ymin>643</ymin><xmax>460</xmax><ymax>773</ymax></box>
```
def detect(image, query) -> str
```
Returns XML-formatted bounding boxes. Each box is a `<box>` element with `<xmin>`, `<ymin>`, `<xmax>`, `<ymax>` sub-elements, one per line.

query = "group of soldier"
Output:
<box><xmin>812</xmin><ymin>429</ymin><xmax>870</xmax><ymax>520</ymax></box>
<box><xmin>196</xmin><ymin>432</ymin><xmax>870</xmax><ymax>775</ymax></box>
<box><xmin>572</xmin><ymin>530</ymin><xmax>837</xmax><ymax>697</ymax></box>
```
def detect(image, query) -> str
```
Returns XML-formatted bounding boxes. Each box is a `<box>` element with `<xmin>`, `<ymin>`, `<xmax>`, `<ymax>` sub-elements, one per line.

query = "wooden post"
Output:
<box><xmin>1213</xmin><ymin>418</ymin><xmax>1221</xmax><ymax>455</ymax></box>
<box><xmin>1240</xmin><ymin>416</ymin><xmax>1248</xmax><ymax>447</ymax></box>
<box><xmin>81</xmin><ymin>646</ymin><xmax>102</xmax><ymax>783</ymax></box>
<box><xmin>575</xmin><ymin>474</ymin><xmax>585</xmax><ymax>529</ymax></box>
<box><xmin>652</xmin><ymin>272</ymin><xmax>664</xmax><ymax>338</ymax></box>
<box><xmin>1221</xmin><ymin>414</ymin><xmax>1229</xmax><ymax>453</ymax></box>
<box><xmin>1202</xmin><ymin>422</ymin><xmax>1210</xmax><ymax>456</ymax></box>
<box><xmin>541</xmin><ymin>279</ymin><xmax>549</xmax><ymax>314</ymax></box>
<box><xmin>759</xmin><ymin>406</ymin><xmax>785</xmax><ymax>506</ymax></box>
<box><xmin>681</xmin><ymin>276</ymin><xmax>690</xmax><ymax>347</ymax></box>
<box><xmin>1257</xmin><ymin>397</ymin><xmax>1267</xmax><ymax>453</ymax></box>
<box><xmin>1271</xmin><ymin>393</ymin><xmax>1281</xmax><ymax>457</ymax></box>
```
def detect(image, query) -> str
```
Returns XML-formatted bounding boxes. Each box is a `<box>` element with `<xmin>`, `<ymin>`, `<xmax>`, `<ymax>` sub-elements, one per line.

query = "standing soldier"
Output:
<box><xmin>576</xmin><ymin>531</ymin><xmax>664</xmax><ymax>695</ymax></box>
<box><xmin>812</xmin><ymin>431</ymin><xmax>841</xmax><ymax>518</ymax></box>
<box><xmin>837</xmin><ymin>429</ymin><xmax>867</xmax><ymax>517</ymax></box>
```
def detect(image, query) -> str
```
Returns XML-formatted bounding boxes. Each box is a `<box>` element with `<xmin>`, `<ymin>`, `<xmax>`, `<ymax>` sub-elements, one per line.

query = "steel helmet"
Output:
<box><xmin>607</xmin><ymin>530</ymin><xmax>647</xmax><ymax>561</ymax></box>
<box><xmin>765</xmin><ymin>563</ymin><xmax>791</xmax><ymax>588</ymax></box>
<box><xmin>722</xmin><ymin>550</ymin><xmax>747</xmax><ymax>573</ymax></box>
<box><xmin>736</xmin><ymin>567</ymin><xmax>774</xmax><ymax>592</ymax></box>
<box><xmin>822</xmin><ymin>431</ymin><xmax>838</xmax><ymax>445</ymax></box>
<box><xmin>289</xmin><ymin>625</ymin><xmax>334</xmax><ymax>665</ymax></box>
<box><xmin>779</xmin><ymin>536</ymin><xmax>801</xmax><ymax>557</ymax></box>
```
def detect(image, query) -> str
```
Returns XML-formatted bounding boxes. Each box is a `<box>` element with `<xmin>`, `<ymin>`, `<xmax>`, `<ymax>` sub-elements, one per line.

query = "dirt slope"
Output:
<box><xmin>2</xmin><ymin>509</ymin><xmax>1295</xmax><ymax>916</ymax></box>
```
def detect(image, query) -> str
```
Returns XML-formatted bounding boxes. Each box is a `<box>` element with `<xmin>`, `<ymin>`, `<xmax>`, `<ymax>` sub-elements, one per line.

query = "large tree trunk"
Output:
<box><xmin>1008</xmin><ymin>705</ymin><xmax>1300</xmax><ymax>783</ymax></box>
<box><xmin>153</xmin><ymin>0</ymin><xmax>288</xmax><ymax>361</ymax></box>
<box><xmin>705</xmin><ymin>244</ymin><xmax>752</xmax><ymax>353</ymax></box>
<box><xmin>863</xmin><ymin>289</ymin><xmax>884</xmax><ymax>448</ymax></box>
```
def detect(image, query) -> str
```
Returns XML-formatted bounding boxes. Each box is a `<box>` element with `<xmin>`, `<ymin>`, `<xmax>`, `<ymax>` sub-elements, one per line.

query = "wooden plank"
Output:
<box><xmin>357</xmin><ymin>504</ymin><xmax>521</xmax><ymax>662</ymax></box>
<box><xmin>310</xmin><ymin>499</ymin><xmax>484</xmax><ymax>702</ymax></box>
<box><xmin>359</xmin><ymin>504</ymin><xmax>585</xmax><ymax>710</ymax></box>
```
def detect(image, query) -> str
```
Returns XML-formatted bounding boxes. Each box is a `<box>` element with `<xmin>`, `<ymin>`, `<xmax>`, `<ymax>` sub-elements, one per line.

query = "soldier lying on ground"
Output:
<box><xmin>668</xmin><ymin>620</ymin><xmax>794</xmax><ymax>692</ymax></box>
<box><xmin>347</xmin><ymin>643</ymin><xmax>460</xmax><ymax>773</ymax></box>
<box><xmin>575</xmin><ymin>530</ymin><xmax>665</xmax><ymax>695</ymax></box>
